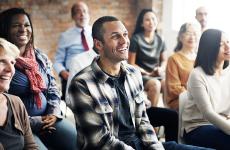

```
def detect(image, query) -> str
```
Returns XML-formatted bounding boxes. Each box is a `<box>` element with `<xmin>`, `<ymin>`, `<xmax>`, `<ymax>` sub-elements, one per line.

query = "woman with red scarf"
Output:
<box><xmin>0</xmin><ymin>8</ymin><xmax>77</xmax><ymax>150</ymax></box>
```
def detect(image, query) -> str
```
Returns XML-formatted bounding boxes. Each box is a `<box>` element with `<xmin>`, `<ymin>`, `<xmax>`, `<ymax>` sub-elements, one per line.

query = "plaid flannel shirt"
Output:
<box><xmin>69</xmin><ymin>57</ymin><xmax>164</xmax><ymax>150</ymax></box>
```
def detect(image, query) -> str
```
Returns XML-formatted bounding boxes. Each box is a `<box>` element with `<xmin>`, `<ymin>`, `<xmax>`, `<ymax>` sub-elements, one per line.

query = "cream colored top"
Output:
<box><xmin>182</xmin><ymin>66</ymin><xmax>230</xmax><ymax>135</ymax></box>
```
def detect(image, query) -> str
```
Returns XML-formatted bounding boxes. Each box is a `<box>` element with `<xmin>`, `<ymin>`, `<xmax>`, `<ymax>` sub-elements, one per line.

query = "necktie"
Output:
<box><xmin>81</xmin><ymin>29</ymin><xmax>89</xmax><ymax>51</ymax></box>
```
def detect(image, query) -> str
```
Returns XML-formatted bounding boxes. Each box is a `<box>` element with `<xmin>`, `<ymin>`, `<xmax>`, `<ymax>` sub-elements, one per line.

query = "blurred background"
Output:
<box><xmin>0</xmin><ymin>0</ymin><xmax>229</xmax><ymax>60</ymax></box>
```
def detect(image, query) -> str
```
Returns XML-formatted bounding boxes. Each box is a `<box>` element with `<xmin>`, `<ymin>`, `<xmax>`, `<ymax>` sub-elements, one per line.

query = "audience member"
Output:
<box><xmin>65</xmin><ymin>50</ymin><xmax>97</xmax><ymax>104</ymax></box>
<box><xmin>0</xmin><ymin>38</ymin><xmax>38</xmax><ymax>149</ymax></box>
<box><xmin>128</xmin><ymin>8</ymin><xmax>179</xmax><ymax>142</ymax></box>
<box><xmin>69</xmin><ymin>15</ymin><xmax>213</xmax><ymax>150</ymax></box>
<box><xmin>54</xmin><ymin>1</ymin><xmax>93</xmax><ymax>100</ymax></box>
<box><xmin>195</xmin><ymin>6</ymin><xmax>208</xmax><ymax>32</ymax></box>
<box><xmin>165</xmin><ymin>22</ymin><xmax>200</xmax><ymax>110</ymax></box>
<box><xmin>128</xmin><ymin>9</ymin><xmax>167</xmax><ymax>107</ymax></box>
<box><xmin>182</xmin><ymin>29</ymin><xmax>230</xmax><ymax>150</ymax></box>
<box><xmin>0</xmin><ymin>8</ymin><xmax>77</xmax><ymax>150</ymax></box>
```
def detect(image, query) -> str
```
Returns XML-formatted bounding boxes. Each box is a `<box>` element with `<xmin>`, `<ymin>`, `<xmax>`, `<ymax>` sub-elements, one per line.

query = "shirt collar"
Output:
<box><xmin>91</xmin><ymin>56</ymin><xmax>131</xmax><ymax>83</ymax></box>
<box><xmin>74</xmin><ymin>25</ymin><xmax>91</xmax><ymax>33</ymax></box>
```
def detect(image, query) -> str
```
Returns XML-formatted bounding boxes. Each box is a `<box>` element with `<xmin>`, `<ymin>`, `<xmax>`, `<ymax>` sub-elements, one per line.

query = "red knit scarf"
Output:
<box><xmin>15</xmin><ymin>46</ymin><xmax>46</xmax><ymax>109</ymax></box>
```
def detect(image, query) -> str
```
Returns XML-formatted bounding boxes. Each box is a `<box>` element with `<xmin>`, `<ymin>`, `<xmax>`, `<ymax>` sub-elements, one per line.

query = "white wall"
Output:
<box><xmin>162</xmin><ymin>0</ymin><xmax>230</xmax><ymax>56</ymax></box>
<box><xmin>162</xmin><ymin>0</ymin><xmax>177</xmax><ymax>56</ymax></box>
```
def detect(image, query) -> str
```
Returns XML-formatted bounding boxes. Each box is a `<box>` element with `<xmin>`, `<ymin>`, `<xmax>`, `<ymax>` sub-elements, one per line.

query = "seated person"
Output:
<box><xmin>182</xmin><ymin>29</ymin><xmax>230</xmax><ymax>150</ymax></box>
<box><xmin>0</xmin><ymin>38</ymin><xmax>38</xmax><ymax>149</ymax></box>
<box><xmin>0</xmin><ymin>8</ymin><xmax>77</xmax><ymax>150</ymax></box>
<box><xmin>165</xmin><ymin>22</ymin><xmax>200</xmax><ymax>111</ymax></box>
<box><xmin>65</xmin><ymin>49</ymin><xmax>97</xmax><ymax>106</ymax></box>
<box><xmin>53</xmin><ymin>1</ymin><xmax>93</xmax><ymax>100</ymax></box>
<box><xmin>69</xmin><ymin>15</ymin><xmax>213</xmax><ymax>150</ymax></box>
<box><xmin>128</xmin><ymin>9</ymin><xmax>167</xmax><ymax>107</ymax></box>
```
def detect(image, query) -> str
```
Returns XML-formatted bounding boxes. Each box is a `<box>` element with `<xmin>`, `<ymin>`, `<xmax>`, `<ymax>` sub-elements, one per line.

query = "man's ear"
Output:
<box><xmin>94</xmin><ymin>39</ymin><xmax>103</xmax><ymax>52</ymax></box>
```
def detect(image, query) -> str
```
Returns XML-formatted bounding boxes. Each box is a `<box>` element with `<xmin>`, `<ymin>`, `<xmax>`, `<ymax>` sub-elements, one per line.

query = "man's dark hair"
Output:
<box><xmin>194</xmin><ymin>29</ymin><xmax>229</xmax><ymax>75</ymax></box>
<box><xmin>71</xmin><ymin>3</ymin><xmax>78</xmax><ymax>18</ymax></box>
<box><xmin>0</xmin><ymin>7</ymin><xmax>34</xmax><ymax>47</ymax></box>
<box><xmin>92</xmin><ymin>16</ymin><xmax>119</xmax><ymax>42</ymax></box>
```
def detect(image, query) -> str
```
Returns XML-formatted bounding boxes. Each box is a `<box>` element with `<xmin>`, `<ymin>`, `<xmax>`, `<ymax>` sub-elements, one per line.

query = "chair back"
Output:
<box><xmin>178</xmin><ymin>91</ymin><xmax>188</xmax><ymax>144</ymax></box>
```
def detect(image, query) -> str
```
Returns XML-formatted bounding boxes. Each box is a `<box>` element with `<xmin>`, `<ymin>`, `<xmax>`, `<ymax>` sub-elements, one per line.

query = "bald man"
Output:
<box><xmin>195</xmin><ymin>6</ymin><xmax>208</xmax><ymax>32</ymax></box>
<box><xmin>54</xmin><ymin>1</ymin><xmax>94</xmax><ymax>100</ymax></box>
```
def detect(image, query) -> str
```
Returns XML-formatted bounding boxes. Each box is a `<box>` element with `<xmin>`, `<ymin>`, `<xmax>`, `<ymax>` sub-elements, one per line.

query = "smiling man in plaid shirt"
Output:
<box><xmin>68</xmin><ymin>16</ymin><xmax>212</xmax><ymax>150</ymax></box>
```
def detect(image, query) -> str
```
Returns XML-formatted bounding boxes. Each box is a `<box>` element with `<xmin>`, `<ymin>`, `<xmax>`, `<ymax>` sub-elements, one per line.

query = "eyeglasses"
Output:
<box><xmin>183</xmin><ymin>32</ymin><xmax>197</xmax><ymax>37</ymax></box>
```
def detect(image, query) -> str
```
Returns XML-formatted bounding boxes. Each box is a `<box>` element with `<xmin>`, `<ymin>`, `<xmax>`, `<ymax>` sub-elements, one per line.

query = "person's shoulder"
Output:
<box><xmin>155</xmin><ymin>32</ymin><xmax>164</xmax><ymax>43</ymax></box>
<box><xmin>190</xmin><ymin>67</ymin><xmax>205</xmax><ymax>79</ymax></box>
<box><xmin>35</xmin><ymin>48</ymin><xmax>49</xmax><ymax>62</ymax></box>
<box><xmin>192</xmin><ymin>67</ymin><xmax>203</xmax><ymax>73</ymax></box>
<box><xmin>72</xmin><ymin>65</ymin><xmax>94</xmax><ymax>82</ymax></box>
<box><xmin>169</xmin><ymin>52</ymin><xmax>183</xmax><ymax>61</ymax></box>
<box><xmin>84</xmin><ymin>25</ymin><xmax>92</xmax><ymax>32</ymax></box>
<box><xmin>5</xmin><ymin>93</ymin><xmax>20</xmax><ymax>101</ymax></box>
<box><xmin>130</xmin><ymin>33</ymin><xmax>143</xmax><ymax>45</ymax></box>
<box><xmin>5</xmin><ymin>93</ymin><xmax>24</xmax><ymax>108</ymax></box>
<box><xmin>123</xmin><ymin>62</ymin><xmax>141</xmax><ymax>75</ymax></box>
<box><xmin>133</xmin><ymin>32</ymin><xmax>142</xmax><ymax>38</ymax></box>
<box><xmin>60</xmin><ymin>27</ymin><xmax>79</xmax><ymax>39</ymax></box>
<box><xmin>63</xmin><ymin>27</ymin><xmax>77</xmax><ymax>34</ymax></box>
<box><xmin>155</xmin><ymin>32</ymin><xmax>162</xmax><ymax>38</ymax></box>
<box><xmin>170</xmin><ymin>52</ymin><xmax>179</xmax><ymax>58</ymax></box>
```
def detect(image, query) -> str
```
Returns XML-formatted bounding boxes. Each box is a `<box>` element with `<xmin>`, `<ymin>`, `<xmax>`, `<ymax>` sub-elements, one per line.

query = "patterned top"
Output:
<box><xmin>9</xmin><ymin>49</ymin><xmax>62</xmax><ymax>132</ymax></box>
<box><xmin>129</xmin><ymin>32</ymin><xmax>166</xmax><ymax>72</ymax></box>
<box><xmin>69</xmin><ymin>57</ymin><xmax>164</xmax><ymax>150</ymax></box>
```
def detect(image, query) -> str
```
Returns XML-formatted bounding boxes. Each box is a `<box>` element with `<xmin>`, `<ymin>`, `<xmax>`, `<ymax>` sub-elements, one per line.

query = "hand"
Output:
<box><xmin>157</xmin><ymin>67</ymin><xmax>165</xmax><ymax>77</ymax></box>
<box><xmin>40</xmin><ymin>126</ymin><xmax>56</xmax><ymax>135</ymax></box>
<box><xmin>151</xmin><ymin>67</ymin><xmax>165</xmax><ymax>77</ymax></box>
<box><xmin>141</xmin><ymin>71</ymin><xmax>151</xmax><ymax>76</ymax></box>
<box><xmin>150</xmin><ymin>69</ymin><xmax>159</xmax><ymax>77</ymax></box>
<box><xmin>41</xmin><ymin>115</ymin><xmax>57</xmax><ymax>130</ymax></box>
<box><xmin>144</xmin><ymin>99</ymin><xmax>151</xmax><ymax>109</ymax></box>
<box><xmin>60</xmin><ymin>70</ymin><xmax>69</xmax><ymax>80</ymax></box>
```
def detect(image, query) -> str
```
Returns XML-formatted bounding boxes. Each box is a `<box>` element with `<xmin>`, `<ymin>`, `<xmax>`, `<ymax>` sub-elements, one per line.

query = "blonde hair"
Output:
<box><xmin>0</xmin><ymin>38</ymin><xmax>20</xmax><ymax>59</ymax></box>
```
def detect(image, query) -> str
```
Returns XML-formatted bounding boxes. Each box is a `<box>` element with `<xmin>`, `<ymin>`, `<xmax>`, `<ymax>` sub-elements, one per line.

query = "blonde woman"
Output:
<box><xmin>0</xmin><ymin>38</ymin><xmax>38</xmax><ymax>149</ymax></box>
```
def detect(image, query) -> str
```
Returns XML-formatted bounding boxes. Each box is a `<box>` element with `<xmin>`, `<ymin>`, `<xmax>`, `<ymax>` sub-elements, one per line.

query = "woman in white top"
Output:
<box><xmin>182</xmin><ymin>29</ymin><xmax>230</xmax><ymax>150</ymax></box>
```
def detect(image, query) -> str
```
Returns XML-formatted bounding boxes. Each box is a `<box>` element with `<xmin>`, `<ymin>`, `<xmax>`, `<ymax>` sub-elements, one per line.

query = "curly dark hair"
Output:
<box><xmin>0</xmin><ymin>7</ymin><xmax>34</xmax><ymax>48</ymax></box>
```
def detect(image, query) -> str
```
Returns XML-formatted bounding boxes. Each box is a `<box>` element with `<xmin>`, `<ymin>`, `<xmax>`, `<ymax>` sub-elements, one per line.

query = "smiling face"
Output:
<box><xmin>180</xmin><ymin>24</ymin><xmax>200</xmax><ymax>50</ymax></box>
<box><xmin>96</xmin><ymin>21</ymin><xmax>130</xmax><ymax>63</ymax></box>
<box><xmin>0</xmin><ymin>47</ymin><xmax>16</xmax><ymax>92</ymax></box>
<box><xmin>217</xmin><ymin>33</ymin><xmax>230</xmax><ymax>63</ymax></box>
<box><xmin>72</xmin><ymin>2</ymin><xmax>90</xmax><ymax>28</ymax></box>
<box><xmin>142</xmin><ymin>11</ymin><xmax>158</xmax><ymax>33</ymax></box>
<box><xmin>9</xmin><ymin>14</ymin><xmax>32</xmax><ymax>50</ymax></box>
